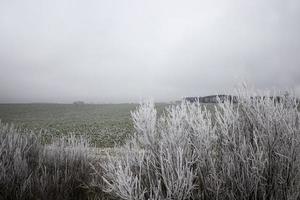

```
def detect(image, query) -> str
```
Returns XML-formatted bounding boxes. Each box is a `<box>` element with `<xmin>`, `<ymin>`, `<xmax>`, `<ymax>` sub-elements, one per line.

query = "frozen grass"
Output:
<box><xmin>94</xmin><ymin>89</ymin><xmax>300</xmax><ymax>200</ymax></box>
<box><xmin>0</xmin><ymin>121</ymin><xmax>109</xmax><ymax>200</ymax></box>
<box><xmin>0</xmin><ymin>103</ymin><xmax>171</xmax><ymax>147</ymax></box>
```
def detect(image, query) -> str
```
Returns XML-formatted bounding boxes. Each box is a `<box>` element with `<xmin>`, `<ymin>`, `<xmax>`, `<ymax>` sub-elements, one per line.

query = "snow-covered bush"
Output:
<box><xmin>97</xmin><ymin>89</ymin><xmax>300</xmax><ymax>200</ymax></box>
<box><xmin>0</xmin><ymin>121</ymin><xmax>104</xmax><ymax>200</ymax></box>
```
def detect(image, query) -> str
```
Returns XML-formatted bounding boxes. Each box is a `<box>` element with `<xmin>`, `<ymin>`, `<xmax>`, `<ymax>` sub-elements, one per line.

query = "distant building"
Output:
<box><xmin>73</xmin><ymin>101</ymin><xmax>85</xmax><ymax>105</ymax></box>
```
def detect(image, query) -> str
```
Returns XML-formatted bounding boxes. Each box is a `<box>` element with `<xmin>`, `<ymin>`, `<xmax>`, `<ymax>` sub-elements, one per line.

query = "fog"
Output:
<box><xmin>1</xmin><ymin>0</ymin><xmax>300</xmax><ymax>103</ymax></box>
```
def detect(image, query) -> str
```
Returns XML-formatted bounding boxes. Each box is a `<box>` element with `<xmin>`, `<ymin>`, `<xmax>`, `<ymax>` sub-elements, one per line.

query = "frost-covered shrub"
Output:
<box><xmin>0</xmin><ymin>121</ymin><xmax>105</xmax><ymax>200</ymax></box>
<box><xmin>97</xmin><ymin>89</ymin><xmax>300</xmax><ymax>200</ymax></box>
<box><xmin>0</xmin><ymin>123</ymin><xmax>41</xmax><ymax>200</ymax></box>
<box><xmin>34</xmin><ymin>135</ymin><xmax>93</xmax><ymax>200</ymax></box>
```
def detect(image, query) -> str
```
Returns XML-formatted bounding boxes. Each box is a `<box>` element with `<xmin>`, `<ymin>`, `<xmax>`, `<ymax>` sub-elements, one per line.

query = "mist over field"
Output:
<box><xmin>1</xmin><ymin>0</ymin><xmax>300</xmax><ymax>103</ymax></box>
<box><xmin>2</xmin><ymin>1</ymin><xmax>300</xmax><ymax>199</ymax></box>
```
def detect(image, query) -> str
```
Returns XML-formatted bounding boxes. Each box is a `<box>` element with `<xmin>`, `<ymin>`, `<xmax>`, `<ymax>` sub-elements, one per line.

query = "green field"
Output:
<box><xmin>0</xmin><ymin>103</ymin><xmax>169</xmax><ymax>147</ymax></box>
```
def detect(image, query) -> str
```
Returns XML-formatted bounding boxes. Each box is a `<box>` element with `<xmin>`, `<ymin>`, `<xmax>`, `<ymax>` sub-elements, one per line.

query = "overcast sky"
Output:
<box><xmin>0</xmin><ymin>0</ymin><xmax>300</xmax><ymax>103</ymax></box>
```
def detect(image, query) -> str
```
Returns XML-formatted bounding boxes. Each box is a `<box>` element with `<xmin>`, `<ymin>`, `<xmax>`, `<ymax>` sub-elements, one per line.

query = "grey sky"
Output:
<box><xmin>0</xmin><ymin>0</ymin><xmax>300</xmax><ymax>103</ymax></box>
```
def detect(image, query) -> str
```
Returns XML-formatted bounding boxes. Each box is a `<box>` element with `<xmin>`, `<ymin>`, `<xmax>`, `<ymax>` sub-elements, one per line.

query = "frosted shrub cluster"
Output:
<box><xmin>0</xmin><ymin>122</ymin><xmax>98</xmax><ymax>200</ymax></box>
<box><xmin>98</xmin><ymin>90</ymin><xmax>300</xmax><ymax>200</ymax></box>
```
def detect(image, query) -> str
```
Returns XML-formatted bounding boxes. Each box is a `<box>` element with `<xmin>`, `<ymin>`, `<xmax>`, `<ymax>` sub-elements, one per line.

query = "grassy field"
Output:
<box><xmin>1</xmin><ymin>96</ymin><xmax>299</xmax><ymax>200</ymax></box>
<box><xmin>0</xmin><ymin>103</ymin><xmax>169</xmax><ymax>147</ymax></box>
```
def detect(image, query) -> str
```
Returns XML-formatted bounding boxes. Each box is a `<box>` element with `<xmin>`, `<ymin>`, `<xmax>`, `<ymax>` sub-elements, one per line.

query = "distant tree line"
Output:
<box><xmin>184</xmin><ymin>95</ymin><xmax>238</xmax><ymax>103</ymax></box>
<box><xmin>184</xmin><ymin>94</ymin><xmax>299</xmax><ymax>104</ymax></box>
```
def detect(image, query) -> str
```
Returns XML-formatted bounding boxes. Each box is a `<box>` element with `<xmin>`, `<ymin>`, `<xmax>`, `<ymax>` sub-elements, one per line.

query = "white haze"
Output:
<box><xmin>0</xmin><ymin>0</ymin><xmax>300</xmax><ymax>103</ymax></box>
